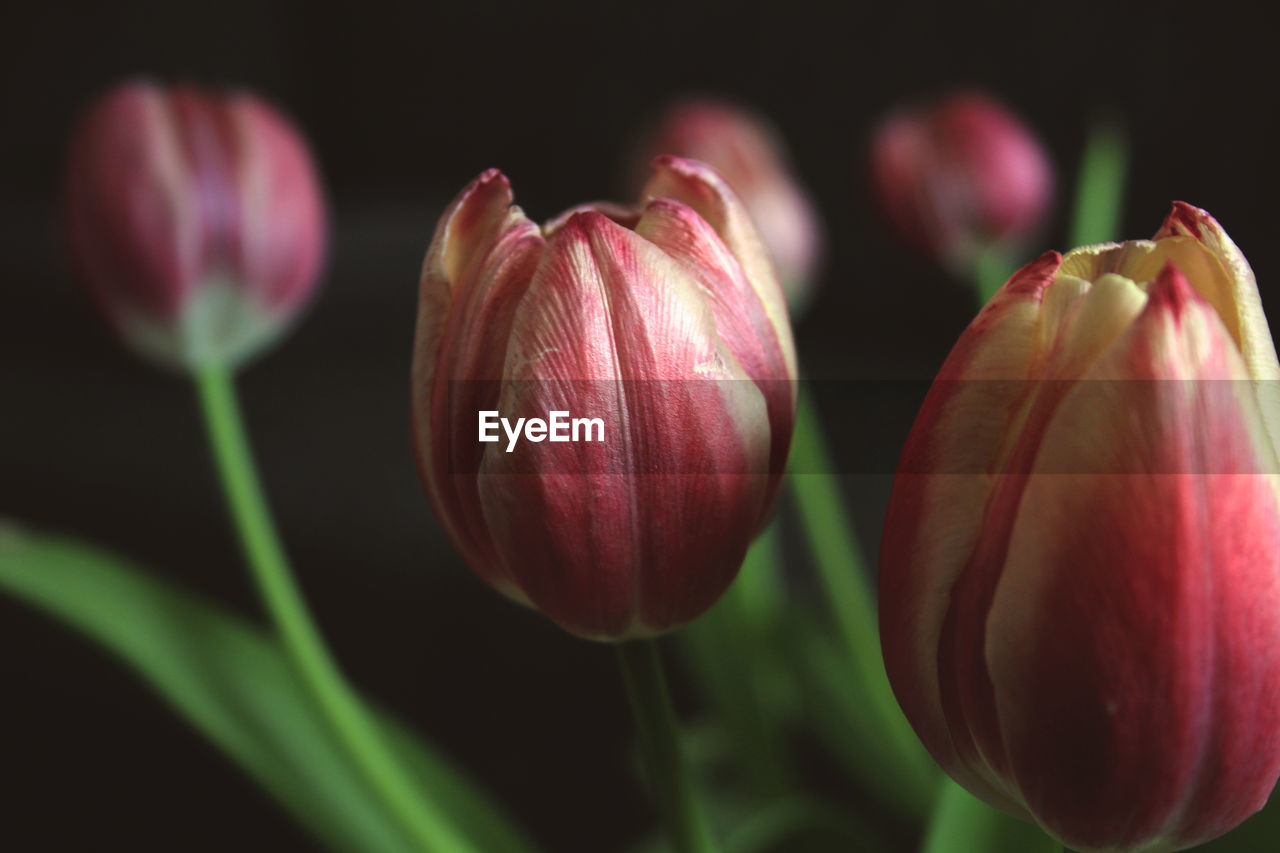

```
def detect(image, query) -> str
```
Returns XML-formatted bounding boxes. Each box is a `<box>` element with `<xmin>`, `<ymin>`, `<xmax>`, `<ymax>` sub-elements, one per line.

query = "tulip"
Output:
<box><xmin>871</xmin><ymin>91</ymin><xmax>1053</xmax><ymax>268</ymax></box>
<box><xmin>64</xmin><ymin>80</ymin><xmax>327</xmax><ymax>371</ymax></box>
<box><xmin>631</xmin><ymin>98</ymin><xmax>823</xmax><ymax>311</ymax></box>
<box><xmin>879</xmin><ymin>203</ymin><xmax>1280</xmax><ymax>851</ymax></box>
<box><xmin>412</xmin><ymin>157</ymin><xmax>797</xmax><ymax>640</ymax></box>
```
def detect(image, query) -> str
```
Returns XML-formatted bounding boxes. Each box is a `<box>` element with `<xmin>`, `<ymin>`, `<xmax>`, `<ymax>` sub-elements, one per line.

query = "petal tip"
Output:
<box><xmin>1000</xmin><ymin>250</ymin><xmax>1062</xmax><ymax>300</ymax></box>
<box><xmin>445</xmin><ymin>168</ymin><xmax>516</xmax><ymax>238</ymax></box>
<box><xmin>1157</xmin><ymin>200</ymin><xmax>1216</xmax><ymax>241</ymax></box>
<box><xmin>650</xmin><ymin>154</ymin><xmax>724</xmax><ymax>188</ymax></box>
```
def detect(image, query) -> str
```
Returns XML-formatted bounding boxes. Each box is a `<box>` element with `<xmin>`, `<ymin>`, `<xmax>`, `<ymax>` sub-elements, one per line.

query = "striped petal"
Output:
<box><xmin>476</xmin><ymin>212</ymin><xmax>769</xmax><ymax>638</ymax></box>
<box><xmin>879</xmin><ymin>251</ymin><xmax>1059</xmax><ymax>813</ymax></box>
<box><xmin>985</xmin><ymin>265</ymin><xmax>1280</xmax><ymax>850</ymax></box>
<box><xmin>411</xmin><ymin>169</ymin><xmax>544</xmax><ymax>595</ymax></box>
<box><xmin>640</xmin><ymin>155</ymin><xmax>798</xmax><ymax>389</ymax></box>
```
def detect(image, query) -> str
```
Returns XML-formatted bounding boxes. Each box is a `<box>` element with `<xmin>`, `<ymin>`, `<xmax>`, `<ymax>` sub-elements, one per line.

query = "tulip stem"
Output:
<box><xmin>682</xmin><ymin>524</ymin><xmax>794</xmax><ymax>797</ymax></box>
<box><xmin>787</xmin><ymin>387</ymin><xmax>938</xmax><ymax>809</ymax></box>
<box><xmin>921</xmin><ymin>778</ymin><xmax>1062</xmax><ymax>853</ymax></box>
<box><xmin>974</xmin><ymin>245</ymin><xmax>1018</xmax><ymax>306</ymax></box>
<box><xmin>617</xmin><ymin>639</ymin><xmax>720</xmax><ymax>853</ymax></box>
<box><xmin>1069</xmin><ymin>120</ymin><xmax>1128</xmax><ymax>247</ymax></box>
<box><xmin>194</xmin><ymin>366</ymin><xmax>477</xmax><ymax>853</ymax></box>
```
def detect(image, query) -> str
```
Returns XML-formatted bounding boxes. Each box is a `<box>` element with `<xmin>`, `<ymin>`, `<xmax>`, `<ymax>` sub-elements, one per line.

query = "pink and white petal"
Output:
<box><xmin>986</xmin><ymin>266</ymin><xmax>1280</xmax><ymax>850</ymax></box>
<box><xmin>635</xmin><ymin>198</ymin><xmax>794</xmax><ymax>504</ymax></box>
<box><xmin>65</xmin><ymin>81</ymin><xmax>197</xmax><ymax>322</ymax></box>
<box><xmin>879</xmin><ymin>252</ymin><xmax>1059</xmax><ymax>812</ymax></box>
<box><xmin>411</xmin><ymin>169</ymin><xmax>543</xmax><ymax>593</ymax></box>
<box><xmin>640</xmin><ymin>155</ymin><xmax>798</xmax><ymax>385</ymax></box>
<box><xmin>1155</xmin><ymin>202</ymin><xmax>1280</xmax><ymax>455</ymax></box>
<box><xmin>231</xmin><ymin>92</ymin><xmax>327</xmax><ymax>314</ymax></box>
<box><xmin>477</xmin><ymin>212</ymin><xmax>769</xmax><ymax>638</ymax></box>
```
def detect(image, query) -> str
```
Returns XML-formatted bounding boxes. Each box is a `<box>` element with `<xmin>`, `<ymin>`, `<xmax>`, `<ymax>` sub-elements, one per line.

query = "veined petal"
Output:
<box><xmin>640</xmin><ymin>155</ymin><xmax>798</xmax><ymax>387</ymax></box>
<box><xmin>634</xmin><ymin>197</ymin><xmax>794</xmax><ymax>513</ymax></box>
<box><xmin>985</xmin><ymin>265</ymin><xmax>1280</xmax><ymax>850</ymax></box>
<box><xmin>411</xmin><ymin>169</ymin><xmax>544</xmax><ymax>594</ymax></box>
<box><xmin>477</xmin><ymin>211</ymin><xmax>770</xmax><ymax>638</ymax></box>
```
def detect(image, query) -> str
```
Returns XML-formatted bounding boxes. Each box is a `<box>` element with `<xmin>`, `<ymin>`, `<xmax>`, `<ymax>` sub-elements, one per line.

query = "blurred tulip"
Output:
<box><xmin>412</xmin><ymin>157</ymin><xmax>797</xmax><ymax>640</ymax></box>
<box><xmin>64</xmin><ymin>80</ymin><xmax>327</xmax><ymax>371</ymax></box>
<box><xmin>880</xmin><ymin>203</ymin><xmax>1280</xmax><ymax>851</ymax></box>
<box><xmin>871</xmin><ymin>91</ymin><xmax>1053</xmax><ymax>269</ymax></box>
<box><xmin>631</xmin><ymin>98</ymin><xmax>823</xmax><ymax>312</ymax></box>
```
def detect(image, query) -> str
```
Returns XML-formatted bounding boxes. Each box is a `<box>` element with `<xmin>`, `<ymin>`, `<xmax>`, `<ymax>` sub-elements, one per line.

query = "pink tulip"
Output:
<box><xmin>412</xmin><ymin>157</ymin><xmax>797</xmax><ymax>640</ymax></box>
<box><xmin>871</xmin><ymin>92</ymin><xmax>1053</xmax><ymax>268</ymax></box>
<box><xmin>633</xmin><ymin>98</ymin><xmax>823</xmax><ymax>311</ymax></box>
<box><xmin>880</xmin><ymin>204</ymin><xmax>1280</xmax><ymax>851</ymax></box>
<box><xmin>64</xmin><ymin>80</ymin><xmax>327</xmax><ymax>370</ymax></box>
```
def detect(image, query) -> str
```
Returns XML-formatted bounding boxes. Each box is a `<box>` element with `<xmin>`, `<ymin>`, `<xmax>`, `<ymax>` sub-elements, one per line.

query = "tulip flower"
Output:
<box><xmin>631</xmin><ymin>98</ymin><xmax>823</xmax><ymax>311</ymax></box>
<box><xmin>879</xmin><ymin>203</ymin><xmax>1280</xmax><ymax>851</ymax></box>
<box><xmin>412</xmin><ymin>157</ymin><xmax>797</xmax><ymax>640</ymax></box>
<box><xmin>64</xmin><ymin>79</ymin><xmax>327</xmax><ymax>371</ymax></box>
<box><xmin>871</xmin><ymin>91</ymin><xmax>1053</xmax><ymax>269</ymax></box>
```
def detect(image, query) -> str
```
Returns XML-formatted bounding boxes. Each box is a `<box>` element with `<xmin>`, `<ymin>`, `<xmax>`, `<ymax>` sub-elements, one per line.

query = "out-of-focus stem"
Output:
<box><xmin>921</xmin><ymin>779</ymin><xmax>1062</xmax><ymax>853</ymax></box>
<box><xmin>195</xmin><ymin>366</ymin><xmax>475</xmax><ymax>853</ymax></box>
<box><xmin>1069</xmin><ymin>121</ymin><xmax>1128</xmax><ymax>247</ymax></box>
<box><xmin>617</xmin><ymin>639</ymin><xmax>720</xmax><ymax>853</ymax></box>
<box><xmin>974</xmin><ymin>245</ymin><xmax>1017</xmax><ymax>306</ymax></box>
<box><xmin>787</xmin><ymin>388</ymin><xmax>938</xmax><ymax>807</ymax></box>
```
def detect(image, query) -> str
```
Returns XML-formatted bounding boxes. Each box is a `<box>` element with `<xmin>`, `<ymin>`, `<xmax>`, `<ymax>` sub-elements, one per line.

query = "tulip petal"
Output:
<box><xmin>879</xmin><ymin>251</ymin><xmax>1060</xmax><ymax>814</ymax></box>
<box><xmin>476</xmin><ymin>211</ymin><xmax>770</xmax><ymax>638</ymax></box>
<box><xmin>985</xmin><ymin>265</ymin><xmax>1280</xmax><ymax>850</ymax></box>
<box><xmin>411</xmin><ymin>169</ymin><xmax>544</xmax><ymax>595</ymax></box>
<box><xmin>640</xmin><ymin>155</ymin><xmax>798</xmax><ymax>387</ymax></box>
<box><xmin>1155</xmin><ymin>202</ymin><xmax>1280</xmax><ymax>453</ymax></box>
<box><xmin>634</xmin><ymin>197</ymin><xmax>794</xmax><ymax>516</ymax></box>
<box><xmin>64</xmin><ymin>82</ymin><xmax>198</xmax><ymax>322</ymax></box>
<box><xmin>232</xmin><ymin>92</ymin><xmax>327</xmax><ymax>314</ymax></box>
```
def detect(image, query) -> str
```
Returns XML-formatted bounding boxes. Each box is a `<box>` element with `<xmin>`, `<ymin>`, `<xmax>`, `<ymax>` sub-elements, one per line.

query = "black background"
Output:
<box><xmin>1</xmin><ymin>1</ymin><xmax>1276</xmax><ymax>851</ymax></box>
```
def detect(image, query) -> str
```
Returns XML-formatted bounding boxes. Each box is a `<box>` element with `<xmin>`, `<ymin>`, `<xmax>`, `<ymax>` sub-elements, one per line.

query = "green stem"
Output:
<box><xmin>724</xmin><ymin>523</ymin><xmax>786</xmax><ymax>633</ymax></box>
<box><xmin>682</xmin><ymin>525</ymin><xmax>793</xmax><ymax>796</ymax></box>
<box><xmin>724</xmin><ymin>795</ymin><xmax>888</xmax><ymax>853</ymax></box>
<box><xmin>787</xmin><ymin>387</ymin><xmax>937</xmax><ymax>805</ymax></box>
<box><xmin>617</xmin><ymin>640</ymin><xmax>719</xmax><ymax>853</ymax></box>
<box><xmin>921</xmin><ymin>779</ymin><xmax>1062</xmax><ymax>853</ymax></box>
<box><xmin>194</xmin><ymin>366</ymin><xmax>475</xmax><ymax>853</ymax></box>
<box><xmin>973</xmin><ymin>245</ymin><xmax>1017</xmax><ymax>306</ymax></box>
<box><xmin>1068</xmin><ymin>120</ymin><xmax>1128</xmax><ymax>247</ymax></box>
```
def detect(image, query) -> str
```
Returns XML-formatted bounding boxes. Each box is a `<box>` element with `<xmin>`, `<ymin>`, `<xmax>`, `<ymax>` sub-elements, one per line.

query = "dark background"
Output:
<box><xmin>1</xmin><ymin>1</ymin><xmax>1276</xmax><ymax>850</ymax></box>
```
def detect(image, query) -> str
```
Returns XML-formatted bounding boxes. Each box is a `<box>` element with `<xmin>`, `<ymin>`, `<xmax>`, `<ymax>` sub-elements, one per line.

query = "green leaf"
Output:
<box><xmin>0</xmin><ymin>520</ymin><xmax>537</xmax><ymax>853</ymax></box>
<box><xmin>921</xmin><ymin>779</ymin><xmax>1060</xmax><ymax>853</ymax></box>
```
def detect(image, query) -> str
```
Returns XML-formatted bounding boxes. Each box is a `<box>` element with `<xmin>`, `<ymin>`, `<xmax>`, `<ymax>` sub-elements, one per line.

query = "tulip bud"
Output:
<box><xmin>630</xmin><ymin>98</ymin><xmax>823</xmax><ymax>312</ymax></box>
<box><xmin>880</xmin><ymin>203</ymin><xmax>1280</xmax><ymax>850</ymax></box>
<box><xmin>871</xmin><ymin>91</ymin><xmax>1053</xmax><ymax>268</ymax></box>
<box><xmin>63</xmin><ymin>80</ymin><xmax>327</xmax><ymax>371</ymax></box>
<box><xmin>412</xmin><ymin>157</ymin><xmax>797</xmax><ymax>640</ymax></box>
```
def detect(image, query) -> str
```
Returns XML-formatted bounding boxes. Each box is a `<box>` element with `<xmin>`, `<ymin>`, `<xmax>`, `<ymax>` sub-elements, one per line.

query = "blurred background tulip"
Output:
<box><xmin>412</xmin><ymin>157</ymin><xmax>796</xmax><ymax>640</ymax></box>
<box><xmin>880</xmin><ymin>203</ymin><xmax>1280</xmax><ymax>851</ymax></box>
<box><xmin>870</xmin><ymin>91</ymin><xmax>1053</xmax><ymax>272</ymax></box>
<box><xmin>63</xmin><ymin>79</ymin><xmax>327</xmax><ymax>371</ymax></box>
<box><xmin>630</xmin><ymin>98</ymin><xmax>824</xmax><ymax>313</ymax></box>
